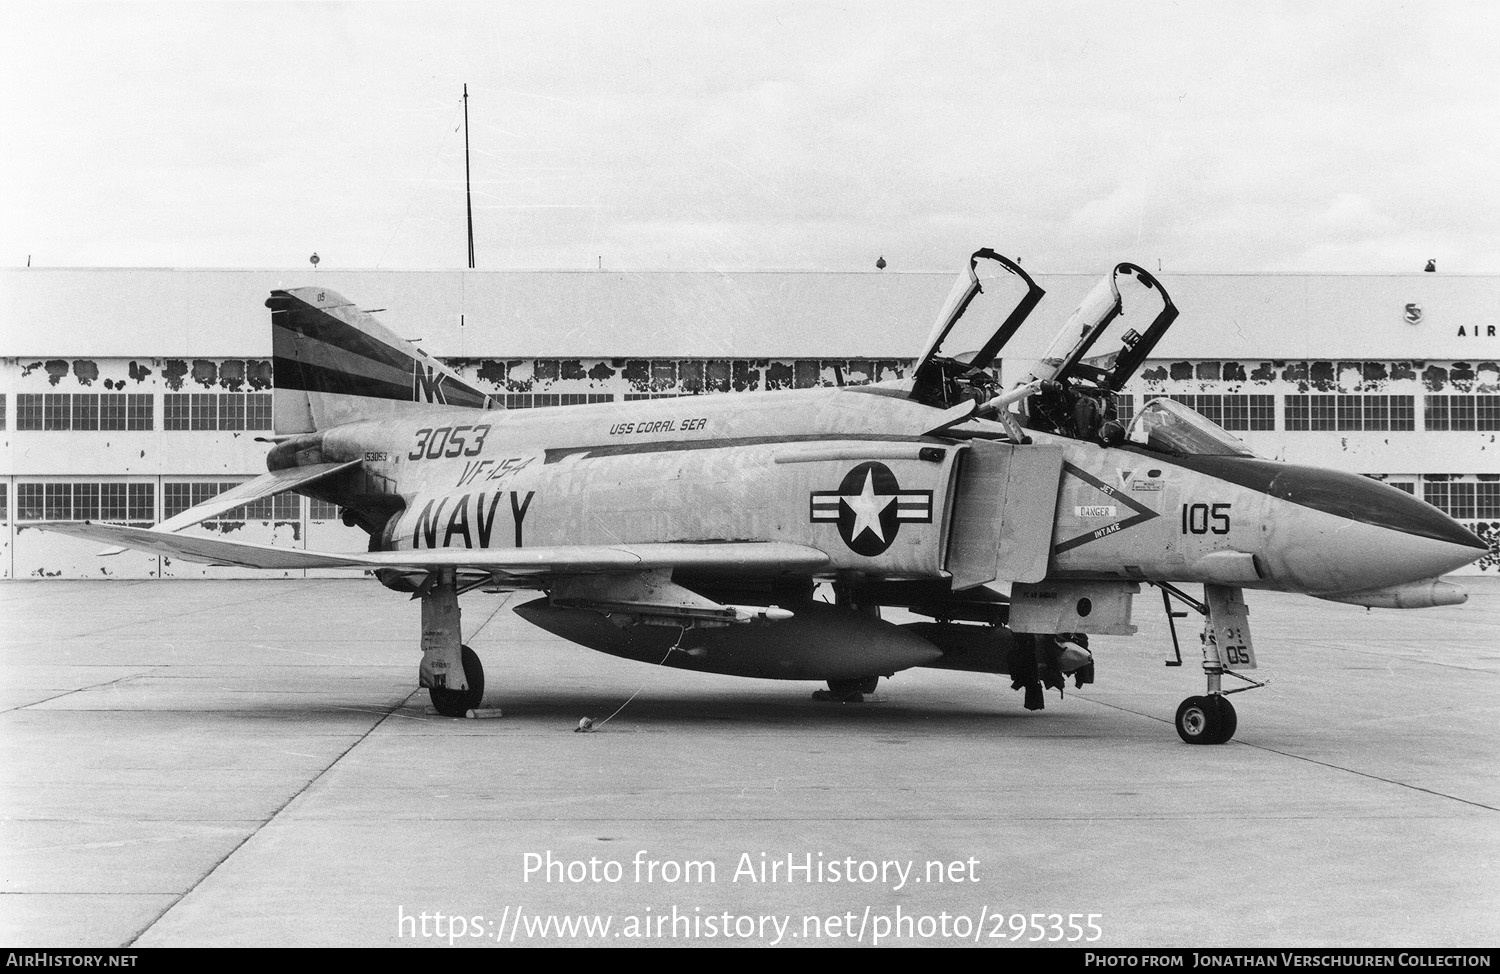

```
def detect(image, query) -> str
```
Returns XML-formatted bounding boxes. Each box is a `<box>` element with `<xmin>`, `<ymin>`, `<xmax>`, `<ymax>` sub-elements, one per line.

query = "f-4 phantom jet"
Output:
<box><xmin>39</xmin><ymin>250</ymin><xmax>1488</xmax><ymax>743</ymax></box>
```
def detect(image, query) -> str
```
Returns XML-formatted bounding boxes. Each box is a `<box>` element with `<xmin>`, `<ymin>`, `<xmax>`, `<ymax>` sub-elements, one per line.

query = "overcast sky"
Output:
<box><xmin>4</xmin><ymin>1</ymin><xmax>1498</xmax><ymax>274</ymax></box>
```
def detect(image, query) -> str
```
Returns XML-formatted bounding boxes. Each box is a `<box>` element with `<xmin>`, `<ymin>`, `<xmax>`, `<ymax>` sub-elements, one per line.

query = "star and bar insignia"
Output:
<box><xmin>810</xmin><ymin>461</ymin><xmax>933</xmax><ymax>556</ymax></box>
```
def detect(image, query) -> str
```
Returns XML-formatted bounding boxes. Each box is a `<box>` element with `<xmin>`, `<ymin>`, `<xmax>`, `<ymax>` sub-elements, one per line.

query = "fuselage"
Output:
<box><xmin>232</xmin><ymin>268</ymin><xmax>1491</xmax><ymax>733</ymax></box>
<box><xmin>296</xmin><ymin>387</ymin><xmax>1486</xmax><ymax>598</ymax></box>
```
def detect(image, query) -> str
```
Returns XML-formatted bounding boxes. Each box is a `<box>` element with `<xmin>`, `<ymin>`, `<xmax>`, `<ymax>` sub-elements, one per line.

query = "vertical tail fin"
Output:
<box><xmin>268</xmin><ymin>287</ymin><xmax>497</xmax><ymax>433</ymax></box>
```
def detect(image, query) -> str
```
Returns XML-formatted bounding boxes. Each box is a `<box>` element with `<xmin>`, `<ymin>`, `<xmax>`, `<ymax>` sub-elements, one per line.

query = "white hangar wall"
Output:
<box><xmin>1</xmin><ymin>266</ymin><xmax>1498</xmax><ymax>579</ymax></box>
<box><xmin>5</xmin><ymin>266</ymin><xmax>1500</xmax><ymax>359</ymax></box>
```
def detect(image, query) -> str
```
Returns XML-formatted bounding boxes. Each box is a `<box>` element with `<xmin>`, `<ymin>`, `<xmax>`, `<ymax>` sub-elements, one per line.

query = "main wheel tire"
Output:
<box><xmin>429</xmin><ymin>645</ymin><xmax>484</xmax><ymax>717</ymax></box>
<box><xmin>827</xmin><ymin>676</ymin><xmax>879</xmax><ymax>696</ymax></box>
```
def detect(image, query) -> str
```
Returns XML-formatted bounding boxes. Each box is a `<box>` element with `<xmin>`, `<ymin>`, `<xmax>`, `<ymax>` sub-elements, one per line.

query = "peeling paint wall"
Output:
<box><xmin>1474</xmin><ymin>523</ymin><xmax>1500</xmax><ymax>573</ymax></box>
<box><xmin>0</xmin><ymin>492</ymin><xmax>9</xmax><ymax>580</ymax></box>
<box><xmin>1131</xmin><ymin>358</ymin><xmax>1500</xmax><ymax>396</ymax></box>
<box><xmin>2</xmin><ymin>356</ymin><xmax>366</xmax><ymax>578</ymax></box>
<box><xmin>443</xmin><ymin>356</ymin><xmax>907</xmax><ymax>400</ymax></box>
<box><xmin>3</xmin><ymin>356</ymin><xmax>277</xmax><ymax>476</ymax></box>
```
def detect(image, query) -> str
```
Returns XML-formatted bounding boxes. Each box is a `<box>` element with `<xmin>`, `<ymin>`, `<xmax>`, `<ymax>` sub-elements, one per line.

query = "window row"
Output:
<box><xmin>493</xmin><ymin>357</ymin><xmax>908</xmax><ymax>393</ymax></box>
<box><xmin>162</xmin><ymin>394</ymin><xmax>273</xmax><ymax>430</ymax></box>
<box><xmin>1284</xmin><ymin>395</ymin><xmax>1417</xmax><ymax>431</ymax></box>
<box><xmin>1123</xmin><ymin>393</ymin><xmax>1500</xmax><ymax>432</ymax></box>
<box><xmin>6</xmin><ymin>387</ymin><xmax>1495</xmax><ymax>433</ymax></box>
<box><xmin>14</xmin><ymin>394</ymin><xmax>154</xmax><ymax>431</ymax></box>
<box><xmin>15</xmin><ymin>482</ymin><xmax>157</xmax><ymax>524</ymax></box>
<box><xmin>503</xmin><ymin>393</ymin><xmax>615</xmax><ymax>409</ymax></box>
<box><xmin>8</xmin><ymin>390</ymin><xmax>282</xmax><ymax>429</ymax></box>
<box><xmin>1421</xmin><ymin>479</ymin><xmax>1500</xmax><ymax>520</ymax></box>
<box><xmin>9</xmin><ymin>393</ymin><xmax>273</xmax><ymax>431</ymax></box>
<box><xmin>8</xmin><ymin>481</ymin><xmax>345</xmax><ymax>524</ymax></box>
<box><xmin>1424</xmin><ymin>395</ymin><xmax>1500</xmax><ymax>431</ymax></box>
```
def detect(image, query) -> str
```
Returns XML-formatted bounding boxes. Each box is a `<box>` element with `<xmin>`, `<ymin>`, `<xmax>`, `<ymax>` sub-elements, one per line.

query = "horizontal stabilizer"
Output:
<box><xmin>98</xmin><ymin>460</ymin><xmax>362</xmax><ymax>556</ymax></box>
<box><xmin>35</xmin><ymin>521</ymin><xmax>830</xmax><ymax>577</ymax></box>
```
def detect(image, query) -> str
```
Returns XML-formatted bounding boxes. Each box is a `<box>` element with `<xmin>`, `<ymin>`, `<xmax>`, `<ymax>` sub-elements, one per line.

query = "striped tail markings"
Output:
<box><xmin>268</xmin><ymin>287</ymin><xmax>497</xmax><ymax>432</ymax></box>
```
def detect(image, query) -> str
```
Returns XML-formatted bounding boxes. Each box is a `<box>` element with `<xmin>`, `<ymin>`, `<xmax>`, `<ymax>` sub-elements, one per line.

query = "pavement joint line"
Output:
<box><xmin>4</xmin><ymin>818</ymin><xmax>276</xmax><ymax>826</ymax></box>
<box><xmin>2</xmin><ymin>690</ymin><xmax>86</xmax><ymax>714</ymax></box>
<box><xmin>1077</xmin><ymin>695</ymin><xmax>1500</xmax><ymax>814</ymax></box>
<box><xmin>4</xmin><ymin>674</ymin><xmax>150</xmax><ymax>714</ymax></box>
<box><xmin>331</xmin><ymin>705</ymin><xmax>431</xmax><ymax>720</ymax></box>
<box><xmin>466</xmin><ymin>592</ymin><xmax>515</xmax><ymax>643</ymax></box>
<box><xmin>121</xmin><ymin>688</ymin><xmax>422</xmax><ymax>948</ymax></box>
<box><xmin>1231</xmin><ymin>742</ymin><xmax>1500</xmax><ymax>814</ymax></box>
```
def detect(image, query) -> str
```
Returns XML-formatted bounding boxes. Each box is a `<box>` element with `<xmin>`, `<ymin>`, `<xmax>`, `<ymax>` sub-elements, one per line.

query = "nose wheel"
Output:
<box><xmin>1175</xmin><ymin>694</ymin><xmax>1237</xmax><ymax>745</ymax></box>
<box><xmin>1158</xmin><ymin>582</ymin><xmax>1262</xmax><ymax>745</ymax></box>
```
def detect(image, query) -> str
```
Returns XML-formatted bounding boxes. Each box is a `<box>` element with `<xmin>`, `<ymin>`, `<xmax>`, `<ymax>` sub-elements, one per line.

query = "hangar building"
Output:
<box><xmin>2</xmin><ymin>265</ymin><xmax>1497</xmax><ymax>579</ymax></box>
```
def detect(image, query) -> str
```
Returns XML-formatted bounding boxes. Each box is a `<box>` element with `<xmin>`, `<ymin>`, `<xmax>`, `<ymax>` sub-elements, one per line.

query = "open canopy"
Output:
<box><xmin>1126</xmin><ymin>397</ymin><xmax>1257</xmax><ymax>457</ymax></box>
<box><xmin>908</xmin><ymin>249</ymin><xmax>1044</xmax><ymax>406</ymax></box>
<box><xmin>1029</xmin><ymin>263</ymin><xmax>1178</xmax><ymax>394</ymax></box>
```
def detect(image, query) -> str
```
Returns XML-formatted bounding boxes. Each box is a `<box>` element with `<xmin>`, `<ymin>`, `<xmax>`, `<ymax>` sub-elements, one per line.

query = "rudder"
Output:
<box><xmin>268</xmin><ymin>287</ymin><xmax>497</xmax><ymax>432</ymax></box>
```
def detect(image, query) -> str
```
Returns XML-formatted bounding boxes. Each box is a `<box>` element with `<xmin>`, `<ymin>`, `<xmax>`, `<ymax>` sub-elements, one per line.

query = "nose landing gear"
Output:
<box><xmin>1159</xmin><ymin>582</ymin><xmax>1265</xmax><ymax>745</ymax></box>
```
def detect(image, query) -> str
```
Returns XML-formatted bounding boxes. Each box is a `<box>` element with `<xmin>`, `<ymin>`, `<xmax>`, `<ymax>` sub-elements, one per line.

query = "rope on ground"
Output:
<box><xmin>578</xmin><ymin>626</ymin><xmax>688</xmax><ymax>733</ymax></box>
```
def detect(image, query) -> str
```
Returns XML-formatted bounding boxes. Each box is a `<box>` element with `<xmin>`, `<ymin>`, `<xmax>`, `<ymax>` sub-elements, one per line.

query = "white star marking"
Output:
<box><xmin>842</xmin><ymin>470</ymin><xmax>896</xmax><ymax>543</ymax></box>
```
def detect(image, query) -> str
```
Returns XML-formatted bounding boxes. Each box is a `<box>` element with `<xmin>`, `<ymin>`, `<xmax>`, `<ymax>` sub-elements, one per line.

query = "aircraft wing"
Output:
<box><xmin>34</xmin><ymin>521</ymin><xmax>830</xmax><ymax>577</ymax></box>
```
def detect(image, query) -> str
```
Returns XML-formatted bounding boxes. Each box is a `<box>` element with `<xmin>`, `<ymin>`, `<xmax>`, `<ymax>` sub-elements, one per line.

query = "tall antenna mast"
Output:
<box><xmin>464</xmin><ymin>83</ymin><xmax>476</xmax><ymax>269</ymax></box>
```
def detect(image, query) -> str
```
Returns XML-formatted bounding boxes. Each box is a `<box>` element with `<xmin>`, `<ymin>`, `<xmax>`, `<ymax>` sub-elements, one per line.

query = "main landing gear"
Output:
<box><xmin>811</xmin><ymin>581</ymin><xmax>883</xmax><ymax>703</ymax></box>
<box><xmin>1159</xmin><ymin>582</ymin><xmax>1265</xmax><ymax>745</ymax></box>
<box><xmin>418</xmin><ymin>568</ymin><xmax>487</xmax><ymax>718</ymax></box>
<box><xmin>813</xmin><ymin>676</ymin><xmax>880</xmax><ymax>703</ymax></box>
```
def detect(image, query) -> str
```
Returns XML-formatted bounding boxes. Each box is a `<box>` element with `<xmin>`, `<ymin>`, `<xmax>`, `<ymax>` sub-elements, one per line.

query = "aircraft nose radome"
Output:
<box><xmin>1351</xmin><ymin>529</ymin><xmax>1490</xmax><ymax>589</ymax></box>
<box><xmin>1269</xmin><ymin>467</ymin><xmax>1487</xmax><ymax>552</ymax></box>
<box><xmin>1266</xmin><ymin>467</ymin><xmax>1488</xmax><ymax>592</ymax></box>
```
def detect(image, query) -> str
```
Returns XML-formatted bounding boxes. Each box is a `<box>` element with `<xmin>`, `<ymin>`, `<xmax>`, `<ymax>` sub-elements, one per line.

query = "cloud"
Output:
<box><xmin>1312</xmin><ymin>193</ymin><xmax>1397</xmax><ymax>235</ymax></box>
